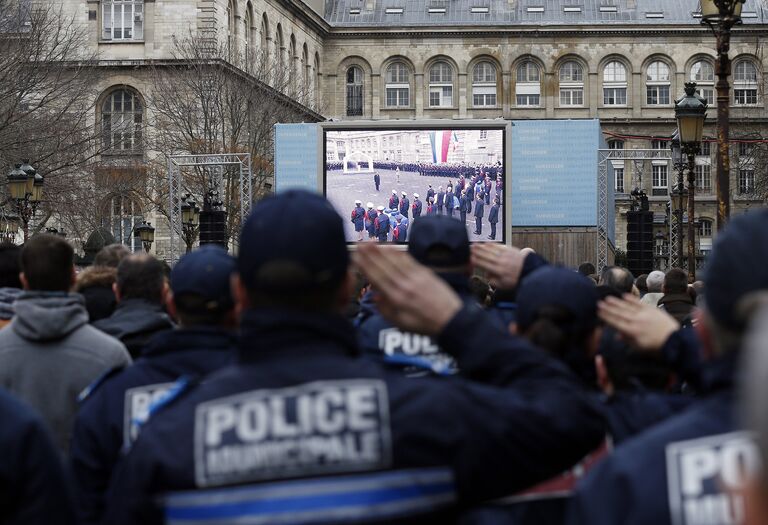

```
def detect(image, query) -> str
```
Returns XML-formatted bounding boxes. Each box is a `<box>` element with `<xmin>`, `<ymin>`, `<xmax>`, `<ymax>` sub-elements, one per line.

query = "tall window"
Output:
<box><xmin>691</xmin><ymin>60</ymin><xmax>715</xmax><ymax>104</ymax></box>
<box><xmin>608</xmin><ymin>139</ymin><xmax>625</xmax><ymax>150</ymax></box>
<box><xmin>346</xmin><ymin>66</ymin><xmax>363</xmax><ymax>116</ymax></box>
<box><xmin>243</xmin><ymin>6</ymin><xmax>253</xmax><ymax>60</ymax></box>
<box><xmin>275</xmin><ymin>26</ymin><xmax>284</xmax><ymax>84</ymax></box>
<box><xmin>651</xmin><ymin>139</ymin><xmax>667</xmax><ymax>150</ymax></box>
<box><xmin>698</xmin><ymin>219</ymin><xmax>713</xmax><ymax>238</ymax></box>
<box><xmin>695</xmin><ymin>164</ymin><xmax>712</xmax><ymax>192</ymax></box>
<box><xmin>472</xmin><ymin>62</ymin><xmax>497</xmax><ymax>107</ymax></box>
<box><xmin>646</xmin><ymin>61</ymin><xmax>671</xmax><ymax>105</ymax></box>
<box><xmin>385</xmin><ymin>62</ymin><xmax>410</xmax><ymax>107</ymax></box>
<box><xmin>260</xmin><ymin>16</ymin><xmax>269</xmax><ymax>69</ymax></box>
<box><xmin>103</xmin><ymin>195</ymin><xmax>143</xmax><ymax>252</ymax></box>
<box><xmin>559</xmin><ymin>61</ymin><xmax>584</xmax><ymax>106</ymax></box>
<box><xmin>302</xmin><ymin>45</ymin><xmax>309</xmax><ymax>97</ymax></box>
<box><xmin>652</xmin><ymin>164</ymin><xmax>668</xmax><ymax>193</ymax></box>
<box><xmin>429</xmin><ymin>62</ymin><xmax>454</xmax><ymax>108</ymax></box>
<box><xmin>734</xmin><ymin>61</ymin><xmax>758</xmax><ymax>105</ymax></box>
<box><xmin>102</xmin><ymin>0</ymin><xmax>144</xmax><ymax>41</ymax></box>
<box><xmin>226</xmin><ymin>0</ymin><xmax>235</xmax><ymax>50</ymax></box>
<box><xmin>614</xmin><ymin>167</ymin><xmax>625</xmax><ymax>193</ymax></box>
<box><xmin>700</xmin><ymin>141</ymin><xmax>711</xmax><ymax>156</ymax></box>
<box><xmin>102</xmin><ymin>89</ymin><xmax>143</xmax><ymax>152</ymax></box>
<box><xmin>288</xmin><ymin>38</ymin><xmax>297</xmax><ymax>86</ymax></box>
<box><xmin>739</xmin><ymin>169</ymin><xmax>755</xmax><ymax>194</ymax></box>
<box><xmin>516</xmin><ymin>61</ymin><xmax>541</xmax><ymax>106</ymax></box>
<box><xmin>603</xmin><ymin>61</ymin><xmax>627</xmax><ymax>105</ymax></box>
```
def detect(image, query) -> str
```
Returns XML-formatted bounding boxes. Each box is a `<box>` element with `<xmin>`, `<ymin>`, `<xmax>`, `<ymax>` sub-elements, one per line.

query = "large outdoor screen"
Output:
<box><xmin>324</xmin><ymin>128</ymin><xmax>506</xmax><ymax>244</ymax></box>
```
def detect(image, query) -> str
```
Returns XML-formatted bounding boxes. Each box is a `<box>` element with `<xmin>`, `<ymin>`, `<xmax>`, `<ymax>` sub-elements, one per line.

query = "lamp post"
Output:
<box><xmin>675</xmin><ymin>81</ymin><xmax>708</xmax><ymax>281</ymax></box>
<box><xmin>6</xmin><ymin>160</ymin><xmax>44</xmax><ymax>242</ymax></box>
<box><xmin>134</xmin><ymin>221</ymin><xmax>155</xmax><ymax>253</ymax></box>
<box><xmin>669</xmin><ymin>131</ymin><xmax>686</xmax><ymax>270</ymax></box>
<box><xmin>699</xmin><ymin>0</ymin><xmax>745</xmax><ymax>230</ymax></box>
<box><xmin>180</xmin><ymin>194</ymin><xmax>200</xmax><ymax>253</ymax></box>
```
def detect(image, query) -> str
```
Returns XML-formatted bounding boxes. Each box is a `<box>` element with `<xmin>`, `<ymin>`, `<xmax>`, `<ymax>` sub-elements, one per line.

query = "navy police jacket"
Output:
<box><xmin>351</xmin><ymin>207</ymin><xmax>366</xmax><ymax>230</ymax></box>
<box><xmin>567</xmin><ymin>351</ymin><xmax>755</xmax><ymax>525</ymax></box>
<box><xmin>488</xmin><ymin>204</ymin><xmax>500</xmax><ymax>224</ymax></box>
<box><xmin>103</xmin><ymin>305</ymin><xmax>605</xmax><ymax>525</ymax></box>
<box><xmin>0</xmin><ymin>387</ymin><xmax>78</xmax><ymax>525</ymax></box>
<box><xmin>70</xmin><ymin>327</ymin><xmax>235</xmax><ymax>525</ymax></box>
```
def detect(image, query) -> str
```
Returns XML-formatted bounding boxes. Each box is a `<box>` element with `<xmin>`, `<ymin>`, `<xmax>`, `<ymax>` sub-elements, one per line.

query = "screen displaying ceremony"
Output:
<box><xmin>325</xmin><ymin>128</ymin><xmax>506</xmax><ymax>244</ymax></box>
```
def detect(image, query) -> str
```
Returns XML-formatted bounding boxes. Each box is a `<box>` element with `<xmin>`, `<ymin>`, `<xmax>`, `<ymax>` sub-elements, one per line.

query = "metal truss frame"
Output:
<box><xmin>168</xmin><ymin>153</ymin><xmax>252</xmax><ymax>264</ymax></box>
<box><xmin>598</xmin><ymin>149</ymin><xmax>672</xmax><ymax>273</ymax></box>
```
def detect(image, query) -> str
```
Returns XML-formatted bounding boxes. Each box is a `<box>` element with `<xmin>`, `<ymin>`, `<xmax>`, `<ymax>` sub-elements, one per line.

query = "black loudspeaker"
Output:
<box><xmin>199</xmin><ymin>210</ymin><xmax>228</xmax><ymax>247</ymax></box>
<box><xmin>626</xmin><ymin>210</ymin><xmax>654</xmax><ymax>277</ymax></box>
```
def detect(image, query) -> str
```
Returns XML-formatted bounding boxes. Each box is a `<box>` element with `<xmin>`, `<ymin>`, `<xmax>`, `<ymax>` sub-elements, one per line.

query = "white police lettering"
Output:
<box><xmin>378</xmin><ymin>328</ymin><xmax>457</xmax><ymax>374</ymax></box>
<box><xmin>666</xmin><ymin>432</ymin><xmax>760</xmax><ymax>525</ymax></box>
<box><xmin>194</xmin><ymin>380</ymin><xmax>392</xmax><ymax>487</ymax></box>
<box><xmin>123</xmin><ymin>383</ymin><xmax>175</xmax><ymax>445</ymax></box>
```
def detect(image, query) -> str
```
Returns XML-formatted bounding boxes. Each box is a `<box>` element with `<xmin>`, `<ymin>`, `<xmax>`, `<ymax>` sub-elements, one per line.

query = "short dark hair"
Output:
<box><xmin>664</xmin><ymin>268</ymin><xmax>689</xmax><ymax>295</ymax></box>
<box><xmin>469</xmin><ymin>275</ymin><xmax>491</xmax><ymax>306</ymax></box>
<box><xmin>116</xmin><ymin>255</ymin><xmax>166</xmax><ymax>304</ymax></box>
<box><xmin>599</xmin><ymin>266</ymin><xmax>635</xmax><ymax>294</ymax></box>
<box><xmin>578</xmin><ymin>262</ymin><xmax>596</xmax><ymax>277</ymax></box>
<box><xmin>93</xmin><ymin>244</ymin><xmax>131</xmax><ymax>268</ymax></box>
<box><xmin>635</xmin><ymin>274</ymin><xmax>649</xmax><ymax>295</ymax></box>
<box><xmin>20</xmin><ymin>235</ymin><xmax>74</xmax><ymax>292</ymax></box>
<box><xmin>0</xmin><ymin>243</ymin><xmax>22</xmax><ymax>289</ymax></box>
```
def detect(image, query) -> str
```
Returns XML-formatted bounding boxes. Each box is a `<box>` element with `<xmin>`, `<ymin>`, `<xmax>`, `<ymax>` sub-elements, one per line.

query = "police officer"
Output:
<box><xmin>474</xmin><ymin>193</ymin><xmax>485</xmax><ymax>235</ymax></box>
<box><xmin>70</xmin><ymin>246</ymin><xmax>237</xmax><ymax>525</ymax></box>
<box><xmin>459</xmin><ymin>190</ymin><xmax>468</xmax><ymax>225</ymax></box>
<box><xmin>437</xmin><ymin>186</ymin><xmax>445</xmax><ymax>215</ymax></box>
<box><xmin>373</xmin><ymin>172</ymin><xmax>380</xmax><ymax>192</ymax></box>
<box><xmin>365</xmin><ymin>202</ymin><xmax>377</xmax><ymax>240</ymax></box>
<box><xmin>466</xmin><ymin>182</ymin><xmax>474</xmax><ymax>214</ymax></box>
<box><xmin>388</xmin><ymin>190</ymin><xmax>399</xmax><ymax>210</ymax></box>
<box><xmin>374</xmin><ymin>205</ymin><xmax>390</xmax><ymax>242</ymax></box>
<box><xmin>351</xmin><ymin>200</ymin><xmax>366</xmax><ymax>242</ymax></box>
<box><xmin>426</xmin><ymin>185</ymin><xmax>435</xmax><ymax>205</ymax></box>
<box><xmin>412</xmin><ymin>193</ymin><xmax>422</xmax><ymax>219</ymax></box>
<box><xmin>399</xmin><ymin>191</ymin><xmax>409</xmax><ymax>219</ymax></box>
<box><xmin>488</xmin><ymin>196</ymin><xmax>500</xmax><ymax>240</ymax></box>
<box><xmin>103</xmin><ymin>190</ymin><xmax>605</xmax><ymax>525</ymax></box>
<box><xmin>392</xmin><ymin>214</ymin><xmax>408</xmax><ymax>244</ymax></box>
<box><xmin>484</xmin><ymin>176</ymin><xmax>492</xmax><ymax>205</ymax></box>
<box><xmin>426</xmin><ymin>196</ymin><xmax>437</xmax><ymax>216</ymax></box>
<box><xmin>445</xmin><ymin>186</ymin><xmax>455</xmax><ymax>218</ymax></box>
<box><xmin>568</xmin><ymin>210</ymin><xmax>768</xmax><ymax>525</ymax></box>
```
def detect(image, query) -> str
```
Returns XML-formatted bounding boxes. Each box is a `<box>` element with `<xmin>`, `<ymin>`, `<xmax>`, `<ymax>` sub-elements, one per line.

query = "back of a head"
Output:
<box><xmin>170</xmin><ymin>246</ymin><xmax>236</xmax><ymax>326</ymax></box>
<box><xmin>116</xmin><ymin>254</ymin><xmax>166</xmax><ymax>304</ymax></box>
<box><xmin>238</xmin><ymin>190</ymin><xmax>349</xmax><ymax>312</ymax></box>
<box><xmin>20</xmin><ymin>234</ymin><xmax>74</xmax><ymax>292</ymax></box>
<box><xmin>599</xmin><ymin>266</ymin><xmax>635</xmax><ymax>295</ymax></box>
<box><xmin>705</xmin><ymin>209</ymin><xmax>768</xmax><ymax>347</ymax></box>
<box><xmin>646</xmin><ymin>270</ymin><xmax>665</xmax><ymax>293</ymax></box>
<box><xmin>93</xmin><ymin>243</ymin><xmax>131</xmax><ymax>268</ymax></box>
<box><xmin>0</xmin><ymin>243</ymin><xmax>22</xmax><ymax>289</ymax></box>
<box><xmin>578</xmin><ymin>262</ymin><xmax>596</xmax><ymax>277</ymax></box>
<box><xmin>468</xmin><ymin>275</ymin><xmax>491</xmax><ymax>306</ymax></box>
<box><xmin>635</xmin><ymin>274</ymin><xmax>648</xmax><ymax>295</ymax></box>
<box><xmin>407</xmin><ymin>215</ymin><xmax>469</xmax><ymax>271</ymax></box>
<box><xmin>663</xmin><ymin>268</ymin><xmax>689</xmax><ymax>295</ymax></box>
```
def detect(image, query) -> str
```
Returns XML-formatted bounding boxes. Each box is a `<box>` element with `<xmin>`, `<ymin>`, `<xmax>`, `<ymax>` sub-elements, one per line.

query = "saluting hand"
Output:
<box><xmin>598</xmin><ymin>294</ymin><xmax>680</xmax><ymax>351</ymax></box>
<box><xmin>471</xmin><ymin>244</ymin><xmax>528</xmax><ymax>290</ymax></box>
<box><xmin>353</xmin><ymin>245</ymin><xmax>462</xmax><ymax>336</ymax></box>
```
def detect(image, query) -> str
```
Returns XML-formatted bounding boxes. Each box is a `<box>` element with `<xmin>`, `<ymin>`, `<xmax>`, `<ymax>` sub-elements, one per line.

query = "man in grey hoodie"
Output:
<box><xmin>0</xmin><ymin>234</ymin><xmax>131</xmax><ymax>455</ymax></box>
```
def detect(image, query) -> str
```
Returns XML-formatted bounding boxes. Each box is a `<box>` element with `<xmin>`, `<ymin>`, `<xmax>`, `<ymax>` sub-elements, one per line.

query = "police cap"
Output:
<box><xmin>170</xmin><ymin>245</ymin><xmax>236</xmax><ymax>313</ymax></box>
<box><xmin>407</xmin><ymin>215</ymin><xmax>469</xmax><ymax>268</ymax></box>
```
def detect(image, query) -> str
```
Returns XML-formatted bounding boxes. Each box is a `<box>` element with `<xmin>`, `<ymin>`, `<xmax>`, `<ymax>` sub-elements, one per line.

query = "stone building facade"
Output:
<box><xmin>61</xmin><ymin>0</ymin><xmax>768</xmax><ymax>266</ymax></box>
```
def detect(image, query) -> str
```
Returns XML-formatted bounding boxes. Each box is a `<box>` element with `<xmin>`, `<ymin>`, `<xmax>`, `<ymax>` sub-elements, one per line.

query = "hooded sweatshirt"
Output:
<box><xmin>0</xmin><ymin>292</ymin><xmax>131</xmax><ymax>455</ymax></box>
<box><xmin>0</xmin><ymin>287</ymin><xmax>22</xmax><ymax>328</ymax></box>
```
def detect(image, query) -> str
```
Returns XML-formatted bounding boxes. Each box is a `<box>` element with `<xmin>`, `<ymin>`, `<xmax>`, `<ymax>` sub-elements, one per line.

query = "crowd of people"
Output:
<box><xmin>352</xmin><ymin>169</ymin><xmax>504</xmax><ymax>242</ymax></box>
<box><xmin>1</xmin><ymin>189</ymin><xmax>768</xmax><ymax>525</ymax></box>
<box><xmin>328</xmin><ymin>160</ymin><xmax>504</xmax><ymax>181</ymax></box>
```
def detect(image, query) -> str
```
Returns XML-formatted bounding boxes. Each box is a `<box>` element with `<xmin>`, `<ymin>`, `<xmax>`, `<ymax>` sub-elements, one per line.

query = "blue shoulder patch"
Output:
<box><xmin>145</xmin><ymin>375</ymin><xmax>194</xmax><ymax>420</ymax></box>
<box><xmin>78</xmin><ymin>365</ymin><xmax>126</xmax><ymax>404</ymax></box>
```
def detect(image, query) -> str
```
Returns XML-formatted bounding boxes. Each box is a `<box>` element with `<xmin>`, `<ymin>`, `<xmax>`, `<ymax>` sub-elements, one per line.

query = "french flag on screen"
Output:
<box><xmin>429</xmin><ymin>130</ymin><xmax>455</xmax><ymax>163</ymax></box>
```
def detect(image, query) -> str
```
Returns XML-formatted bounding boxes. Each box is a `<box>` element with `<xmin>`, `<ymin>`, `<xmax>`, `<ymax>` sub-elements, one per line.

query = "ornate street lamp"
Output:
<box><xmin>6</xmin><ymin>160</ymin><xmax>44</xmax><ymax>241</ymax></box>
<box><xmin>675</xmin><ymin>82</ymin><xmax>708</xmax><ymax>281</ymax></box>
<box><xmin>134</xmin><ymin>221</ymin><xmax>155</xmax><ymax>253</ymax></box>
<box><xmin>699</xmin><ymin>0</ymin><xmax>745</xmax><ymax>230</ymax></box>
<box><xmin>180</xmin><ymin>194</ymin><xmax>201</xmax><ymax>253</ymax></box>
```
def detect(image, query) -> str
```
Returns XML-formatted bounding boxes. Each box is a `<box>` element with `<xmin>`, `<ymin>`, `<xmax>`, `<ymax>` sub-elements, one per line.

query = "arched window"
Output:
<box><xmin>516</xmin><ymin>61</ymin><xmax>541</xmax><ymax>106</ymax></box>
<box><xmin>691</xmin><ymin>60</ymin><xmax>715</xmax><ymax>104</ymax></box>
<box><xmin>226</xmin><ymin>0</ymin><xmax>235</xmax><ymax>50</ymax></box>
<box><xmin>288</xmin><ymin>36</ymin><xmax>297</xmax><ymax>88</ymax></box>
<box><xmin>260</xmin><ymin>15</ymin><xmax>269</xmax><ymax>69</ymax></box>
<box><xmin>734</xmin><ymin>60</ymin><xmax>758</xmax><ymax>105</ymax></box>
<box><xmin>559</xmin><ymin>61</ymin><xmax>584</xmax><ymax>107</ymax></box>
<box><xmin>103</xmin><ymin>195</ymin><xmax>143</xmax><ymax>252</ymax></box>
<box><xmin>102</xmin><ymin>0</ymin><xmax>144</xmax><ymax>41</ymax></box>
<box><xmin>472</xmin><ymin>61</ymin><xmax>497</xmax><ymax>107</ymax></box>
<box><xmin>603</xmin><ymin>61</ymin><xmax>627</xmax><ymax>106</ymax></box>
<box><xmin>243</xmin><ymin>4</ymin><xmax>253</xmax><ymax>60</ymax></box>
<box><xmin>428</xmin><ymin>61</ymin><xmax>453</xmax><ymax>108</ymax></box>
<box><xmin>314</xmin><ymin>52</ymin><xmax>321</xmax><ymax>107</ymax></box>
<box><xmin>346</xmin><ymin>66</ymin><xmax>363</xmax><ymax>116</ymax></box>
<box><xmin>102</xmin><ymin>89</ymin><xmax>143</xmax><ymax>152</ymax></box>
<box><xmin>275</xmin><ymin>25</ymin><xmax>284</xmax><ymax>84</ymax></box>
<box><xmin>385</xmin><ymin>62</ymin><xmax>410</xmax><ymax>107</ymax></box>
<box><xmin>646</xmin><ymin>61</ymin><xmax>671</xmax><ymax>105</ymax></box>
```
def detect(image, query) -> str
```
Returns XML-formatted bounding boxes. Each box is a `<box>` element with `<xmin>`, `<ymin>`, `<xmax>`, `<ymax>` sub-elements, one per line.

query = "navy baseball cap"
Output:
<box><xmin>238</xmin><ymin>190</ymin><xmax>348</xmax><ymax>292</ymax></box>
<box><xmin>705</xmin><ymin>209</ymin><xmax>768</xmax><ymax>331</ymax></box>
<box><xmin>516</xmin><ymin>267</ymin><xmax>599</xmax><ymax>334</ymax></box>
<box><xmin>170</xmin><ymin>245</ymin><xmax>236</xmax><ymax>312</ymax></box>
<box><xmin>407</xmin><ymin>215</ymin><xmax>470</xmax><ymax>267</ymax></box>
